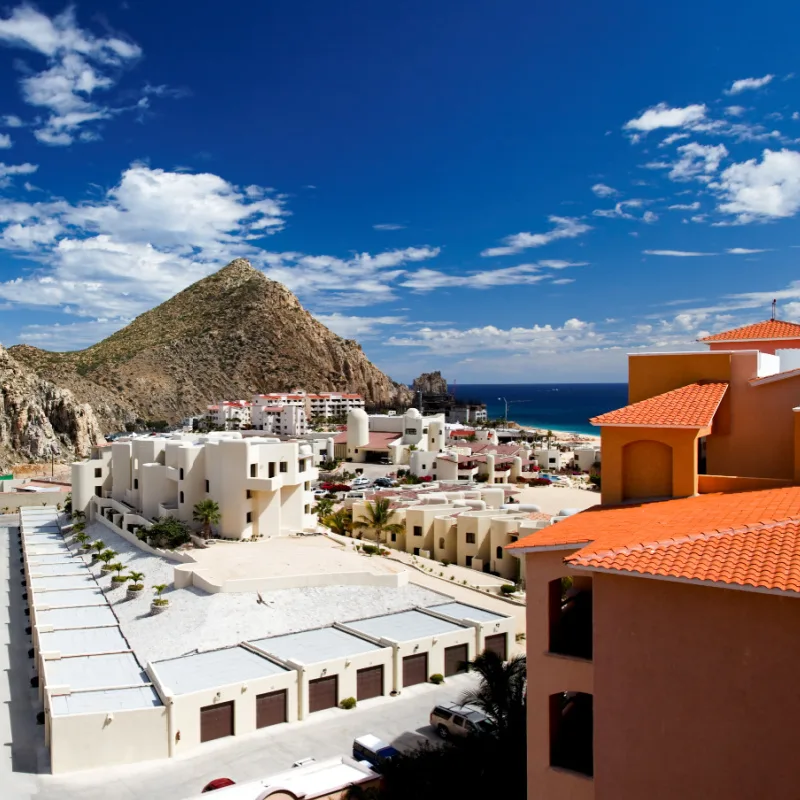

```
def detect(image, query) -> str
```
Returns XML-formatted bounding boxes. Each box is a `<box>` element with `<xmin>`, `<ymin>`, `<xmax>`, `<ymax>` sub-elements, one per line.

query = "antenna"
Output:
<box><xmin>772</xmin><ymin>298</ymin><xmax>777</xmax><ymax>320</ymax></box>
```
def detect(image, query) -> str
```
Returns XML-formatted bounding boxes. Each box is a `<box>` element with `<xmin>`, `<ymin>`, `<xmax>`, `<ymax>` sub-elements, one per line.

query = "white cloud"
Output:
<box><xmin>0</xmin><ymin>133</ymin><xmax>11</xmax><ymax>148</ymax></box>
<box><xmin>623</xmin><ymin>102</ymin><xmax>707</xmax><ymax>134</ymax></box>
<box><xmin>667</xmin><ymin>201</ymin><xmax>701</xmax><ymax>210</ymax></box>
<box><xmin>644</xmin><ymin>250</ymin><xmax>717</xmax><ymax>257</ymax></box>
<box><xmin>1</xmin><ymin>114</ymin><xmax>23</xmax><ymax>127</ymax></box>
<box><xmin>725</xmin><ymin>75</ymin><xmax>774</xmax><ymax>95</ymax></box>
<box><xmin>480</xmin><ymin>216</ymin><xmax>591</xmax><ymax>257</ymax></box>
<box><xmin>642</xmin><ymin>210</ymin><xmax>658</xmax><ymax>224</ymax></box>
<box><xmin>373</xmin><ymin>223</ymin><xmax>405</xmax><ymax>231</ymax></box>
<box><xmin>669</xmin><ymin>142</ymin><xmax>728</xmax><ymax>181</ymax></box>
<box><xmin>312</xmin><ymin>313</ymin><xmax>406</xmax><ymax>338</ymax></box>
<box><xmin>591</xmin><ymin>183</ymin><xmax>617</xmax><ymax>197</ymax></box>
<box><xmin>725</xmin><ymin>106</ymin><xmax>746</xmax><ymax>117</ymax></box>
<box><xmin>0</xmin><ymin>5</ymin><xmax>151</xmax><ymax>145</ymax></box>
<box><xmin>659</xmin><ymin>132</ymin><xmax>690</xmax><ymax>147</ymax></box>
<box><xmin>592</xmin><ymin>199</ymin><xmax>653</xmax><ymax>223</ymax></box>
<box><xmin>715</xmin><ymin>148</ymin><xmax>800</xmax><ymax>222</ymax></box>
<box><xmin>726</xmin><ymin>247</ymin><xmax>770</xmax><ymax>254</ymax></box>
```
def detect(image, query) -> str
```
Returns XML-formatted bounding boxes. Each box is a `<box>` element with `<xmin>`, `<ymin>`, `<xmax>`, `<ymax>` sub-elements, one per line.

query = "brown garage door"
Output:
<box><xmin>402</xmin><ymin>653</ymin><xmax>428</xmax><ymax>687</ymax></box>
<box><xmin>485</xmin><ymin>633</ymin><xmax>507</xmax><ymax>661</ymax></box>
<box><xmin>444</xmin><ymin>644</ymin><xmax>469</xmax><ymax>677</ymax></box>
<box><xmin>256</xmin><ymin>689</ymin><xmax>287</xmax><ymax>728</ymax></box>
<box><xmin>308</xmin><ymin>675</ymin><xmax>338</xmax><ymax>712</ymax></box>
<box><xmin>200</xmin><ymin>701</ymin><xmax>234</xmax><ymax>743</ymax></box>
<box><xmin>356</xmin><ymin>665</ymin><xmax>384</xmax><ymax>700</ymax></box>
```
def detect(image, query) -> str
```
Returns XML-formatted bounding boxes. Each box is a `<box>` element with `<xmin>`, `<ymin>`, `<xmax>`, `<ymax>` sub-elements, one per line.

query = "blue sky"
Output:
<box><xmin>0</xmin><ymin>1</ymin><xmax>799</xmax><ymax>383</ymax></box>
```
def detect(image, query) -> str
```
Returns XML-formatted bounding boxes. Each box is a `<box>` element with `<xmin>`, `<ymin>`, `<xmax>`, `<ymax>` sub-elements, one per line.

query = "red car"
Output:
<box><xmin>202</xmin><ymin>778</ymin><xmax>236</xmax><ymax>792</ymax></box>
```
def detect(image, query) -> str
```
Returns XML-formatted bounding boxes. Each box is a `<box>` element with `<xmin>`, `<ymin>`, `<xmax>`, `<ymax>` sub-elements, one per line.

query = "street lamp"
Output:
<box><xmin>498</xmin><ymin>397</ymin><xmax>508</xmax><ymax>429</ymax></box>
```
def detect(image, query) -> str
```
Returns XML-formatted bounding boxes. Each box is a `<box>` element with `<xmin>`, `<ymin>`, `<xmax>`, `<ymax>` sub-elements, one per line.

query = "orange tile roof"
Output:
<box><xmin>507</xmin><ymin>485</ymin><xmax>800</xmax><ymax>593</ymax></box>
<box><xmin>699</xmin><ymin>318</ymin><xmax>800</xmax><ymax>342</ymax></box>
<box><xmin>590</xmin><ymin>381</ymin><xmax>727</xmax><ymax>428</ymax></box>
<box><xmin>568</xmin><ymin>520</ymin><xmax>800</xmax><ymax>593</ymax></box>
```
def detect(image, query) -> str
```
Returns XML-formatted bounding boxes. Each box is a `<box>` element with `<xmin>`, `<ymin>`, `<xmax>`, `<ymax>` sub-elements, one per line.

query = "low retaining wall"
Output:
<box><xmin>0</xmin><ymin>492</ymin><xmax>67</xmax><ymax>509</ymax></box>
<box><xmin>698</xmin><ymin>474</ymin><xmax>793</xmax><ymax>494</ymax></box>
<box><xmin>174</xmin><ymin>564</ymin><xmax>408</xmax><ymax>593</ymax></box>
<box><xmin>95</xmin><ymin>515</ymin><xmax>196</xmax><ymax>565</ymax></box>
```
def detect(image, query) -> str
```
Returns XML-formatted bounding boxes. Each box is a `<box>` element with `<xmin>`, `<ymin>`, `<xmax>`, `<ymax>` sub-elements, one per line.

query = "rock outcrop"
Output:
<box><xmin>412</xmin><ymin>371</ymin><xmax>448</xmax><ymax>395</ymax></box>
<box><xmin>0</xmin><ymin>344</ymin><xmax>105</xmax><ymax>470</ymax></box>
<box><xmin>11</xmin><ymin>259</ymin><xmax>413</xmax><ymax>431</ymax></box>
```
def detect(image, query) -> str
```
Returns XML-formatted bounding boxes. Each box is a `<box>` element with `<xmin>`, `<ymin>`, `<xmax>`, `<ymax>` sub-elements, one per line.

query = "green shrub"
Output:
<box><xmin>500</xmin><ymin>583</ymin><xmax>517</xmax><ymax>595</ymax></box>
<box><xmin>147</xmin><ymin>516</ymin><xmax>191</xmax><ymax>549</ymax></box>
<box><xmin>339</xmin><ymin>696</ymin><xmax>357</xmax><ymax>710</ymax></box>
<box><xmin>429</xmin><ymin>674</ymin><xmax>444</xmax><ymax>685</ymax></box>
<box><xmin>362</xmin><ymin>544</ymin><xmax>380</xmax><ymax>555</ymax></box>
<box><xmin>440</xmin><ymin>559</ymin><xmax>450</xmax><ymax>567</ymax></box>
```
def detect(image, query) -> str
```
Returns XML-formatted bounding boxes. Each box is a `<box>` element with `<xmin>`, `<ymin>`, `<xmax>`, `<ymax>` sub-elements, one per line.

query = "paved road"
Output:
<box><xmin>33</xmin><ymin>675</ymin><xmax>476</xmax><ymax>800</ymax></box>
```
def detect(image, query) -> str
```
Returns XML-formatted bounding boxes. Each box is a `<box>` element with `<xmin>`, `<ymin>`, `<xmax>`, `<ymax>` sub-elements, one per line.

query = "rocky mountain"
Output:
<box><xmin>10</xmin><ymin>259</ymin><xmax>413</xmax><ymax>431</ymax></box>
<box><xmin>0</xmin><ymin>344</ymin><xmax>104</xmax><ymax>471</ymax></box>
<box><xmin>412</xmin><ymin>371</ymin><xmax>448</xmax><ymax>395</ymax></box>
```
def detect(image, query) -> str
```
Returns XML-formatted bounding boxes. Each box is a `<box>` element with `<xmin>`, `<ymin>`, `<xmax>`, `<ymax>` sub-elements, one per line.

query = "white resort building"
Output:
<box><xmin>72</xmin><ymin>432</ymin><xmax>318</xmax><ymax>538</ymax></box>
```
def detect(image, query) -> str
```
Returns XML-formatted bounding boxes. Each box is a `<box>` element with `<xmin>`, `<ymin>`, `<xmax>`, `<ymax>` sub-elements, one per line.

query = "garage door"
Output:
<box><xmin>256</xmin><ymin>689</ymin><xmax>287</xmax><ymax>728</ymax></box>
<box><xmin>200</xmin><ymin>701</ymin><xmax>234</xmax><ymax>743</ymax></box>
<box><xmin>308</xmin><ymin>675</ymin><xmax>338</xmax><ymax>713</ymax></box>
<box><xmin>444</xmin><ymin>644</ymin><xmax>469</xmax><ymax>677</ymax></box>
<box><xmin>402</xmin><ymin>653</ymin><xmax>428</xmax><ymax>687</ymax></box>
<box><xmin>485</xmin><ymin>633</ymin><xmax>507</xmax><ymax>661</ymax></box>
<box><xmin>356</xmin><ymin>665</ymin><xmax>384</xmax><ymax>700</ymax></box>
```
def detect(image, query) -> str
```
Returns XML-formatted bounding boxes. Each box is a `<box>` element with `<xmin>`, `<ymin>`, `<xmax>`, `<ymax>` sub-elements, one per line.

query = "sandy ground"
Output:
<box><xmin>190</xmin><ymin>534</ymin><xmax>405</xmax><ymax>581</ymax></box>
<box><xmin>511</xmin><ymin>484</ymin><xmax>600</xmax><ymax>514</ymax></box>
<box><xmin>78</xmin><ymin>522</ymin><xmax>449</xmax><ymax>663</ymax></box>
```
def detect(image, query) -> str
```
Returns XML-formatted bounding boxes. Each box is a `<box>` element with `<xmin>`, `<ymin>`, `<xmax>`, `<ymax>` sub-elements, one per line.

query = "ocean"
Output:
<box><xmin>453</xmin><ymin>383</ymin><xmax>628</xmax><ymax>436</ymax></box>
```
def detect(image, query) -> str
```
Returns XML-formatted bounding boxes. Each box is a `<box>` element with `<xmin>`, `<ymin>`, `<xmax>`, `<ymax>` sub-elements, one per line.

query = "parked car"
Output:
<box><xmin>372</xmin><ymin>477</ymin><xmax>395</xmax><ymax>488</ymax></box>
<box><xmin>352</xmin><ymin>734</ymin><xmax>400</xmax><ymax>771</ymax></box>
<box><xmin>430</xmin><ymin>702</ymin><xmax>491</xmax><ymax>739</ymax></box>
<box><xmin>312</xmin><ymin>488</ymin><xmax>329</xmax><ymax>497</ymax></box>
<box><xmin>351</xmin><ymin>476</ymin><xmax>370</xmax><ymax>487</ymax></box>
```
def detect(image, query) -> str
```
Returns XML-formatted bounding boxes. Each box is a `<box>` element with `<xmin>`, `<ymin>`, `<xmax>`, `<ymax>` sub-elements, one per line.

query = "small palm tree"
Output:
<box><xmin>74</xmin><ymin>531</ymin><xmax>90</xmax><ymax>547</ymax></box>
<box><xmin>91</xmin><ymin>540</ymin><xmax>106</xmax><ymax>555</ymax></box>
<box><xmin>152</xmin><ymin>583</ymin><xmax>169</xmax><ymax>607</ymax></box>
<box><xmin>321</xmin><ymin>508</ymin><xmax>353</xmax><ymax>536</ymax></box>
<box><xmin>352</xmin><ymin>498</ymin><xmax>404</xmax><ymax>542</ymax></box>
<box><xmin>312</xmin><ymin>497</ymin><xmax>334</xmax><ymax>519</ymax></box>
<box><xmin>458</xmin><ymin>650</ymin><xmax>527</xmax><ymax>739</ymax></box>
<box><xmin>97</xmin><ymin>551</ymin><xmax>116</xmax><ymax>568</ymax></box>
<box><xmin>127</xmin><ymin>571</ymin><xmax>145</xmax><ymax>590</ymax></box>
<box><xmin>110</xmin><ymin>562</ymin><xmax>126</xmax><ymax>577</ymax></box>
<box><xmin>193</xmin><ymin>499</ymin><xmax>221</xmax><ymax>539</ymax></box>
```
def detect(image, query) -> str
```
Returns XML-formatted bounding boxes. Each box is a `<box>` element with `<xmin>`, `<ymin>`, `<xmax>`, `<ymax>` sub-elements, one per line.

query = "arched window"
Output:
<box><xmin>496</xmin><ymin>546</ymin><xmax>503</xmax><ymax>560</ymax></box>
<box><xmin>439</xmin><ymin>537</ymin><xmax>445</xmax><ymax>549</ymax></box>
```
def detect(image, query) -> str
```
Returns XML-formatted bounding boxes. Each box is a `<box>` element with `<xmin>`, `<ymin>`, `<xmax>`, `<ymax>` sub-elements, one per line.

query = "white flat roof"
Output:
<box><xmin>39</xmin><ymin>627</ymin><xmax>129</xmax><ymax>656</ymax></box>
<box><xmin>250</xmin><ymin>627</ymin><xmax>384</xmax><ymax>665</ymax></box>
<box><xmin>45</xmin><ymin>652</ymin><xmax>148</xmax><ymax>691</ymax></box>
<box><xmin>344</xmin><ymin>610</ymin><xmax>466</xmax><ymax>642</ymax></box>
<box><xmin>151</xmin><ymin>646</ymin><xmax>288</xmax><ymax>696</ymax></box>
<box><xmin>23</xmin><ymin>533</ymin><xmax>63</xmax><ymax>542</ymax></box>
<box><xmin>430</xmin><ymin>602</ymin><xmax>507</xmax><ymax>623</ymax></box>
<box><xmin>26</xmin><ymin>545</ymin><xmax>70</xmax><ymax>554</ymax></box>
<box><xmin>30</xmin><ymin>575</ymin><xmax>96</xmax><ymax>591</ymax></box>
<box><xmin>37</xmin><ymin>605</ymin><xmax>118</xmax><ymax>629</ymax></box>
<box><xmin>50</xmin><ymin>686</ymin><xmax>162</xmax><ymax>716</ymax></box>
<box><xmin>27</xmin><ymin>563</ymin><xmax>88</xmax><ymax>576</ymax></box>
<box><xmin>26</xmin><ymin>554</ymin><xmax>83</xmax><ymax>565</ymax></box>
<box><xmin>33</xmin><ymin>588</ymin><xmax>106</xmax><ymax>607</ymax></box>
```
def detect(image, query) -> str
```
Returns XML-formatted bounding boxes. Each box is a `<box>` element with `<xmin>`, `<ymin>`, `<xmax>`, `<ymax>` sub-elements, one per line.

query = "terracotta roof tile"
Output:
<box><xmin>590</xmin><ymin>381</ymin><xmax>727</xmax><ymax>428</ymax></box>
<box><xmin>699</xmin><ymin>318</ymin><xmax>800</xmax><ymax>342</ymax></box>
<box><xmin>508</xmin><ymin>485</ymin><xmax>800</xmax><ymax>593</ymax></box>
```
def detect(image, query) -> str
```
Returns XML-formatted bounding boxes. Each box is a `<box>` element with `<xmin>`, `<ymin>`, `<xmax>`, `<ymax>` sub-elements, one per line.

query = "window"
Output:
<box><xmin>134</xmin><ymin>478</ymin><xmax>139</xmax><ymax>490</ymax></box>
<box><xmin>549</xmin><ymin>577</ymin><xmax>593</xmax><ymax>660</ymax></box>
<box><xmin>179</xmin><ymin>491</ymin><xmax>184</xmax><ymax>504</ymax></box>
<box><xmin>246</xmin><ymin>490</ymin><xmax>252</xmax><ymax>499</ymax></box>
<box><xmin>550</xmin><ymin>692</ymin><xmax>593</xmax><ymax>777</ymax></box>
<box><xmin>95</xmin><ymin>486</ymin><xmax>103</xmax><ymax>497</ymax></box>
<box><xmin>94</xmin><ymin>467</ymin><xmax>102</xmax><ymax>478</ymax></box>
<box><xmin>390</xmin><ymin>533</ymin><xmax>397</xmax><ymax>542</ymax></box>
<box><xmin>304</xmin><ymin>482</ymin><xmax>310</xmax><ymax>491</ymax></box>
<box><xmin>466</xmin><ymin>555</ymin><xmax>473</xmax><ymax>567</ymax></box>
<box><xmin>405</xmin><ymin>428</ymin><xmax>417</xmax><ymax>435</ymax></box>
<box><xmin>250</xmin><ymin>463</ymin><xmax>258</xmax><ymax>477</ymax></box>
<box><xmin>413</xmin><ymin>525</ymin><xmax>423</xmax><ymax>537</ymax></box>
<box><xmin>179</xmin><ymin>468</ymin><xmax>184</xmax><ymax>480</ymax></box>
<box><xmin>304</xmin><ymin>504</ymin><xmax>310</xmax><ymax>514</ymax></box>
<box><xmin>298</xmin><ymin>459</ymin><xmax>306</xmax><ymax>473</ymax></box>
<box><xmin>439</xmin><ymin>537</ymin><xmax>445</xmax><ymax>549</ymax></box>
<box><xmin>269</xmin><ymin>462</ymin><xmax>276</xmax><ymax>478</ymax></box>
<box><xmin>413</xmin><ymin>547</ymin><xmax>420</xmax><ymax>556</ymax></box>
<box><xmin>549</xmin><ymin>457</ymin><xmax>557</xmax><ymax>464</ymax></box>
<box><xmin>279</xmin><ymin>462</ymin><xmax>288</xmax><ymax>473</ymax></box>
<box><xmin>496</xmin><ymin>546</ymin><xmax>503</xmax><ymax>560</ymax></box>
<box><xmin>205</xmin><ymin>480</ymin><xmax>210</xmax><ymax>493</ymax></box>
<box><xmin>466</xmin><ymin>532</ymin><xmax>476</xmax><ymax>544</ymax></box>
<box><xmin>246</xmin><ymin>511</ymin><xmax>253</xmax><ymax>523</ymax></box>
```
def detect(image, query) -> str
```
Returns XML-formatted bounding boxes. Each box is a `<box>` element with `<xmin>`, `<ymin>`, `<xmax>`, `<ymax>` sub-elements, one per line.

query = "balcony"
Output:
<box><xmin>245</xmin><ymin>476</ymin><xmax>283</xmax><ymax>492</ymax></box>
<box><xmin>549</xmin><ymin>577</ymin><xmax>592</xmax><ymax>661</ymax></box>
<box><xmin>164</xmin><ymin>466</ymin><xmax>180</xmax><ymax>482</ymax></box>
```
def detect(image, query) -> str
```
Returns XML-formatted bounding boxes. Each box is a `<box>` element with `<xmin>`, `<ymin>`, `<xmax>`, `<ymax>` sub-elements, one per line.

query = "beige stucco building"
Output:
<box><xmin>72</xmin><ymin>432</ymin><xmax>318</xmax><ymax>539</ymax></box>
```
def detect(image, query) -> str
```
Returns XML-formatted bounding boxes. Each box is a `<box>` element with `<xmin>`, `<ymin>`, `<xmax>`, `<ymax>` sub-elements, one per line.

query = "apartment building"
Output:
<box><xmin>256</xmin><ymin>391</ymin><xmax>365</xmax><ymax>419</ymax></box>
<box><xmin>508</xmin><ymin>317</ymin><xmax>800</xmax><ymax>800</ymax></box>
<box><xmin>72</xmin><ymin>432</ymin><xmax>317</xmax><ymax>539</ymax></box>
<box><xmin>205</xmin><ymin>400</ymin><xmax>252</xmax><ymax>429</ymax></box>
<box><xmin>250</xmin><ymin>400</ymin><xmax>307</xmax><ymax>435</ymax></box>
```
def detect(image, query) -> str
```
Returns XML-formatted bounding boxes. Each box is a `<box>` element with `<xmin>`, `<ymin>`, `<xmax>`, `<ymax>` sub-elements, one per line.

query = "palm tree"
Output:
<box><xmin>458</xmin><ymin>650</ymin><xmax>527</xmax><ymax>739</ymax></box>
<box><xmin>193</xmin><ymin>499</ymin><xmax>221</xmax><ymax>539</ymax></box>
<box><xmin>127</xmin><ymin>571</ymin><xmax>145</xmax><ymax>591</ymax></box>
<box><xmin>90</xmin><ymin>540</ymin><xmax>106</xmax><ymax>555</ymax></box>
<box><xmin>97</xmin><ymin>551</ymin><xmax>116</xmax><ymax>569</ymax></box>
<box><xmin>312</xmin><ymin>497</ymin><xmax>334</xmax><ymax>519</ymax></box>
<box><xmin>110</xmin><ymin>562</ymin><xmax>126</xmax><ymax>577</ymax></box>
<box><xmin>352</xmin><ymin>498</ymin><xmax>404</xmax><ymax>542</ymax></box>
<box><xmin>74</xmin><ymin>531</ymin><xmax>90</xmax><ymax>548</ymax></box>
<box><xmin>321</xmin><ymin>508</ymin><xmax>353</xmax><ymax>536</ymax></box>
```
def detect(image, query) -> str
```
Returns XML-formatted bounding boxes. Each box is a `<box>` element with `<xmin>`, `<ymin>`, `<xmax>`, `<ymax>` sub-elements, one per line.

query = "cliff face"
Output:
<box><xmin>0</xmin><ymin>344</ymin><xmax>105</xmax><ymax>470</ymax></box>
<box><xmin>10</xmin><ymin>259</ymin><xmax>412</xmax><ymax>430</ymax></box>
<box><xmin>413</xmin><ymin>371</ymin><xmax>448</xmax><ymax>394</ymax></box>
